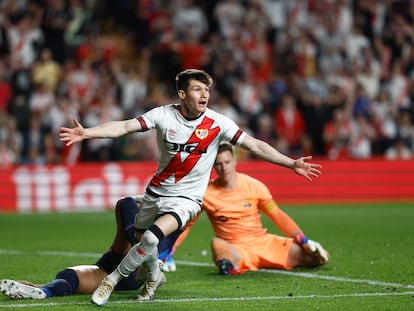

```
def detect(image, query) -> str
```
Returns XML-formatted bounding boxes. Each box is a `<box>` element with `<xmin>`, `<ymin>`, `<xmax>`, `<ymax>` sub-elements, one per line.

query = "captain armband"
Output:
<box><xmin>261</xmin><ymin>200</ymin><xmax>278</xmax><ymax>214</ymax></box>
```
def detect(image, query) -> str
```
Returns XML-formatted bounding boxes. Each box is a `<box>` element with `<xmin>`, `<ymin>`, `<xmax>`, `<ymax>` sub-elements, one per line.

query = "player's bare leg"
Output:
<box><xmin>71</xmin><ymin>266</ymin><xmax>108</xmax><ymax>294</ymax></box>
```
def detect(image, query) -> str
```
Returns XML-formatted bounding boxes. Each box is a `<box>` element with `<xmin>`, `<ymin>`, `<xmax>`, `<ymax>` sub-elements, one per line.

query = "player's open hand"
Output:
<box><xmin>59</xmin><ymin>118</ymin><xmax>85</xmax><ymax>147</ymax></box>
<box><xmin>292</xmin><ymin>156</ymin><xmax>322</xmax><ymax>181</ymax></box>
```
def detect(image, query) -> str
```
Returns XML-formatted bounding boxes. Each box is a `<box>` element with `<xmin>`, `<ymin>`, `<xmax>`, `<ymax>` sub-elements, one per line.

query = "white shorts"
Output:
<box><xmin>134</xmin><ymin>192</ymin><xmax>201</xmax><ymax>231</ymax></box>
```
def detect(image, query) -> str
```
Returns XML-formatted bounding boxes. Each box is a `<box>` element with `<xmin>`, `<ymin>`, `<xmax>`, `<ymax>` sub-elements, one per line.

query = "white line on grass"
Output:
<box><xmin>176</xmin><ymin>260</ymin><xmax>414</xmax><ymax>290</ymax></box>
<box><xmin>260</xmin><ymin>269</ymin><xmax>414</xmax><ymax>290</ymax></box>
<box><xmin>1</xmin><ymin>249</ymin><xmax>413</xmax><ymax>291</ymax></box>
<box><xmin>0</xmin><ymin>291</ymin><xmax>413</xmax><ymax>308</ymax></box>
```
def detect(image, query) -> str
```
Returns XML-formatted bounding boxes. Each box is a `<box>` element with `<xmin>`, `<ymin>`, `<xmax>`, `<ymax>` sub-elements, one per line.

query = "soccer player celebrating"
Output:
<box><xmin>175</xmin><ymin>142</ymin><xmax>329</xmax><ymax>275</ymax></box>
<box><xmin>59</xmin><ymin>69</ymin><xmax>322</xmax><ymax>305</ymax></box>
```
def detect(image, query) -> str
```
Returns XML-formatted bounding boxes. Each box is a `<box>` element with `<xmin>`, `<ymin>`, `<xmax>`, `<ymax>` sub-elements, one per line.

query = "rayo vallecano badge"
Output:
<box><xmin>195</xmin><ymin>129</ymin><xmax>209</xmax><ymax>139</ymax></box>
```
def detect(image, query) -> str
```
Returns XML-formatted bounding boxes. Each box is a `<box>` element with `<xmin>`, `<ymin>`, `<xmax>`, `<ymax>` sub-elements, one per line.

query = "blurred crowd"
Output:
<box><xmin>0</xmin><ymin>0</ymin><xmax>414</xmax><ymax>168</ymax></box>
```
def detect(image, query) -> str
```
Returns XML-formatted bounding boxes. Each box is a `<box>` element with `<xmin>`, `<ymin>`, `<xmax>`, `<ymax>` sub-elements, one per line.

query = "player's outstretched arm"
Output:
<box><xmin>59</xmin><ymin>118</ymin><xmax>142</xmax><ymax>147</ymax></box>
<box><xmin>240</xmin><ymin>135</ymin><xmax>322</xmax><ymax>181</ymax></box>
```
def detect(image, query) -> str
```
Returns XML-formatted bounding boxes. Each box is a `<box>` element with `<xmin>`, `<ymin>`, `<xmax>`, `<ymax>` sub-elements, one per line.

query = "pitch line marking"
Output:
<box><xmin>1</xmin><ymin>249</ymin><xmax>413</xmax><ymax>290</ymax></box>
<box><xmin>176</xmin><ymin>260</ymin><xmax>414</xmax><ymax>290</ymax></box>
<box><xmin>0</xmin><ymin>291</ymin><xmax>413</xmax><ymax>308</ymax></box>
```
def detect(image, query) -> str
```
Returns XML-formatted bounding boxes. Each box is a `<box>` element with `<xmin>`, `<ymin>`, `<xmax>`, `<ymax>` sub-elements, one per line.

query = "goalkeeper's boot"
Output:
<box><xmin>0</xmin><ymin>279</ymin><xmax>46</xmax><ymax>299</ymax></box>
<box><xmin>137</xmin><ymin>271</ymin><xmax>166</xmax><ymax>301</ymax></box>
<box><xmin>91</xmin><ymin>276</ymin><xmax>116</xmax><ymax>306</ymax></box>
<box><xmin>163</xmin><ymin>254</ymin><xmax>176</xmax><ymax>272</ymax></box>
<box><xmin>218</xmin><ymin>259</ymin><xmax>241</xmax><ymax>275</ymax></box>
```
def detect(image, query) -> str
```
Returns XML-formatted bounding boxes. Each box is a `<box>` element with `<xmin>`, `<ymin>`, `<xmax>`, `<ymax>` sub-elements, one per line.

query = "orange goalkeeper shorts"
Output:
<box><xmin>233</xmin><ymin>234</ymin><xmax>294</xmax><ymax>272</ymax></box>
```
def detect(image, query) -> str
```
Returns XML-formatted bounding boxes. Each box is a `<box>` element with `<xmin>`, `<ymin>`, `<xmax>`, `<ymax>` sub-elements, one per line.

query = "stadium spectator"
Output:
<box><xmin>59</xmin><ymin>68</ymin><xmax>322</xmax><ymax>305</ymax></box>
<box><xmin>344</xmin><ymin>24</ymin><xmax>369</xmax><ymax>64</ymax></box>
<box><xmin>24</xmin><ymin>114</ymin><xmax>44</xmax><ymax>164</ymax></box>
<box><xmin>170</xmin><ymin>28</ymin><xmax>209</xmax><ymax>71</ymax></box>
<box><xmin>347</xmin><ymin>114</ymin><xmax>376</xmax><ymax>159</ymax></box>
<box><xmin>171</xmin><ymin>0</ymin><xmax>209</xmax><ymax>41</ymax></box>
<box><xmin>110</xmin><ymin>60</ymin><xmax>148</xmax><ymax>118</ymax></box>
<box><xmin>242</xmin><ymin>25</ymin><xmax>273</xmax><ymax>83</ymax></box>
<box><xmin>385</xmin><ymin>136</ymin><xmax>412</xmax><ymax>160</ymax></box>
<box><xmin>171</xmin><ymin>142</ymin><xmax>329</xmax><ymax>275</ymax></box>
<box><xmin>29</xmin><ymin>82</ymin><xmax>55</xmax><ymax>120</ymax></box>
<box><xmin>298</xmin><ymin>72</ymin><xmax>332</xmax><ymax>155</ymax></box>
<box><xmin>208</xmin><ymin>94</ymin><xmax>242</xmax><ymax>124</ymax></box>
<box><xmin>0</xmin><ymin>59</ymin><xmax>11</xmax><ymax>113</ymax></box>
<box><xmin>232</xmin><ymin>72</ymin><xmax>265</xmax><ymax>127</ymax></box>
<box><xmin>5</xmin><ymin>11</ymin><xmax>44</xmax><ymax>69</ymax></box>
<box><xmin>394</xmin><ymin>109</ymin><xmax>414</xmax><ymax>150</ymax></box>
<box><xmin>64</xmin><ymin>0</ymin><xmax>95</xmax><ymax>56</ymax></box>
<box><xmin>0</xmin><ymin>196</ymin><xmax>181</xmax><ymax>299</ymax></box>
<box><xmin>82</xmin><ymin>93</ymin><xmax>123</xmax><ymax>162</ymax></box>
<box><xmin>265</xmin><ymin>70</ymin><xmax>287</xmax><ymax>112</ymax></box>
<box><xmin>41</xmin><ymin>0</ymin><xmax>73</xmax><ymax>64</ymax></box>
<box><xmin>0</xmin><ymin>140</ymin><xmax>16</xmax><ymax>167</ymax></box>
<box><xmin>351</xmin><ymin>83</ymin><xmax>372</xmax><ymax>120</ymax></box>
<box><xmin>0</xmin><ymin>114</ymin><xmax>22</xmax><ymax>164</ymax></box>
<box><xmin>213</xmin><ymin>0</ymin><xmax>245</xmax><ymax>40</ymax></box>
<box><xmin>354</xmin><ymin>47</ymin><xmax>381</xmax><ymax>101</ymax></box>
<box><xmin>31</xmin><ymin>47</ymin><xmax>62</xmax><ymax>93</ymax></box>
<box><xmin>273</xmin><ymin>93</ymin><xmax>306</xmax><ymax>156</ymax></box>
<box><xmin>7</xmin><ymin>95</ymin><xmax>31</xmax><ymax>145</ymax></box>
<box><xmin>323</xmin><ymin>107</ymin><xmax>353</xmax><ymax>160</ymax></box>
<box><xmin>370</xmin><ymin>89</ymin><xmax>396</xmax><ymax>154</ymax></box>
<box><xmin>384</xmin><ymin>60</ymin><xmax>410</xmax><ymax>113</ymax></box>
<box><xmin>253</xmin><ymin>113</ymin><xmax>277</xmax><ymax>147</ymax></box>
<box><xmin>66</xmin><ymin>58</ymin><xmax>98</xmax><ymax>112</ymax></box>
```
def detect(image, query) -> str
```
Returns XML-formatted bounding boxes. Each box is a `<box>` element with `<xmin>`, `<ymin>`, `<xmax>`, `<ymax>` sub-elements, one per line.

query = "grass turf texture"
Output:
<box><xmin>0</xmin><ymin>203</ymin><xmax>413</xmax><ymax>310</ymax></box>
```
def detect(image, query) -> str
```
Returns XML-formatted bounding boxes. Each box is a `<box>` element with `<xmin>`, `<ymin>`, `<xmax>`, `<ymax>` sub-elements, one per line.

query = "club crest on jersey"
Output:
<box><xmin>195</xmin><ymin>129</ymin><xmax>208</xmax><ymax>140</ymax></box>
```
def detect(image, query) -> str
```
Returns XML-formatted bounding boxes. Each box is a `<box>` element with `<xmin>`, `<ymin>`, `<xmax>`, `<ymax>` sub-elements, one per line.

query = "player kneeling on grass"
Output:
<box><xmin>0</xmin><ymin>196</ymin><xmax>179</xmax><ymax>299</ymax></box>
<box><xmin>172</xmin><ymin>142</ymin><xmax>329</xmax><ymax>275</ymax></box>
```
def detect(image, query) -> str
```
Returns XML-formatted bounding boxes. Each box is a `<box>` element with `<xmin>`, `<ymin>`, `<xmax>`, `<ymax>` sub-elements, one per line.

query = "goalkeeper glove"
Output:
<box><xmin>295</xmin><ymin>233</ymin><xmax>329</xmax><ymax>264</ymax></box>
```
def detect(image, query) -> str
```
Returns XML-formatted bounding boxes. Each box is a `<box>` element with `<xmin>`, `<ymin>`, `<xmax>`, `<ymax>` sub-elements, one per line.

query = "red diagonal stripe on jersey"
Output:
<box><xmin>151</xmin><ymin>116</ymin><xmax>220</xmax><ymax>187</ymax></box>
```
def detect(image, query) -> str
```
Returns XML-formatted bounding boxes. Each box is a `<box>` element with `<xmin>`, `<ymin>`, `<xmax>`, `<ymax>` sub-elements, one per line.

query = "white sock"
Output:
<box><xmin>145</xmin><ymin>250</ymin><xmax>161</xmax><ymax>282</ymax></box>
<box><xmin>116</xmin><ymin>230</ymin><xmax>159</xmax><ymax>278</ymax></box>
<box><xmin>116</xmin><ymin>243</ymin><xmax>147</xmax><ymax>278</ymax></box>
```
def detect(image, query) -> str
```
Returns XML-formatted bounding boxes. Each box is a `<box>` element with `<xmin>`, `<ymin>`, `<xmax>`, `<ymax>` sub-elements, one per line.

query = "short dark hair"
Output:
<box><xmin>217</xmin><ymin>141</ymin><xmax>235</xmax><ymax>156</ymax></box>
<box><xmin>175</xmin><ymin>69</ymin><xmax>213</xmax><ymax>92</ymax></box>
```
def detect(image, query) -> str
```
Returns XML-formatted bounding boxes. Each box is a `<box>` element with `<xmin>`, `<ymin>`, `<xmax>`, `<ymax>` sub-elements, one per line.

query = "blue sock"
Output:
<box><xmin>41</xmin><ymin>269</ymin><xmax>79</xmax><ymax>297</ymax></box>
<box><xmin>158</xmin><ymin>230</ymin><xmax>180</xmax><ymax>261</ymax></box>
<box><xmin>115</xmin><ymin>271</ymin><xmax>144</xmax><ymax>291</ymax></box>
<box><xmin>117</xmin><ymin>197</ymin><xmax>139</xmax><ymax>244</ymax></box>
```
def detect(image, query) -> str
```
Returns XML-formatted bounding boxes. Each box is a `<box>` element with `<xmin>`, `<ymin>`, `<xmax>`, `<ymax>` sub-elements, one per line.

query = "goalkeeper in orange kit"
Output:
<box><xmin>175</xmin><ymin>142</ymin><xmax>329</xmax><ymax>275</ymax></box>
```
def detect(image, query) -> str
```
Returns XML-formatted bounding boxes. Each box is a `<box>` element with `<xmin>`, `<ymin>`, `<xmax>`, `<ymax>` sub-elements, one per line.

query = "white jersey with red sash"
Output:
<box><xmin>137</xmin><ymin>104</ymin><xmax>245</xmax><ymax>204</ymax></box>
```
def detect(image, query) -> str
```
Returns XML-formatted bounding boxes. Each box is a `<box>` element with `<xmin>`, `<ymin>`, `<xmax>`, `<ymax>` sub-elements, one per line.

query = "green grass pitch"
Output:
<box><xmin>0</xmin><ymin>203</ymin><xmax>413</xmax><ymax>310</ymax></box>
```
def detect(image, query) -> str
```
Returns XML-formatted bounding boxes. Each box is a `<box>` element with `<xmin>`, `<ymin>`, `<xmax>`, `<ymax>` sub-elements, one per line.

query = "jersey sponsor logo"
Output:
<box><xmin>151</xmin><ymin>116</ymin><xmax>220</xmax><ymax>187</ymax></box>
<box><xmin>218</xmin><ymin>215</ymin><xmax>228</xmax><ymax>222</ymax></box>
<box><xmin>165</xmin><ymin>142</ymin><xmax>199</xmax><ymax>154</ymax></box>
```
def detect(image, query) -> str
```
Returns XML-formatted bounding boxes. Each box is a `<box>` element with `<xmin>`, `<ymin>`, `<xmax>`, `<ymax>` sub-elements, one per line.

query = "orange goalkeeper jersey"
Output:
<box><xmin>202</xmin><ymin>172</ymin><xmax>274</xmax><ymax>244</ymax></box>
